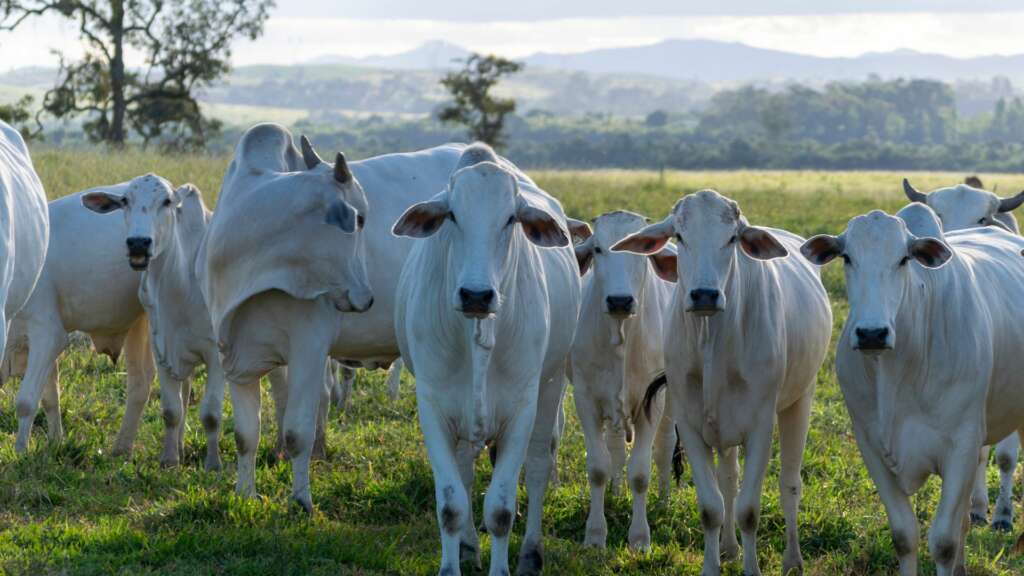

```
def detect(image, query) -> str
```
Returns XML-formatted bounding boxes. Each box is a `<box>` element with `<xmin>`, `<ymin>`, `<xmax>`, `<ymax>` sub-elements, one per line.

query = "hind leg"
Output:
<box><xmin>970</xmin><ymin>447</ymin><xmax>990</xmax><ymax>525</ymax></box>
<box><xmin>199</xmin><ymin>348</ymin><xmax>226</xmax><ymax>471</ymax></box>
<box><xmin>268</xmin><ymin>366</ymin><xmax>288</xmax><ymax>463</ymax></box>
<box><xmin>778</xmin><ymin>393</ymin><xmax>813</xmax><ymax>576</ymax></box>
<box><xmin>113</xmin><ymin>317</ymin><xmax>154</xmax><ymax>456</ymax></box>
<box><xmin>385</xmin><ymin>357</ymin><xmax>403</xmax><ymax>401</ymax></box>
<box><xmin>992</xmin><ymin>433</ymin><xmax>1018</xmax><ymax>531</ymax></box>
<box><xmin>15</xmin><ymin>321</ymin><xmax>65</xmax><ymax>454</ymax></box>
<box><xmin>231</xmin><ymin>377</ymin><xmax>261</xmax><ymax>497</ymax></box>
<box><xmin>653</xmin><ymin>412</ymin><xmax>676</xmax><ymax>508</ymax></box>
<box><xmin>40</xmin><ymin>362</ymin><xmax>62</xmax><ymax>443</ymax></box>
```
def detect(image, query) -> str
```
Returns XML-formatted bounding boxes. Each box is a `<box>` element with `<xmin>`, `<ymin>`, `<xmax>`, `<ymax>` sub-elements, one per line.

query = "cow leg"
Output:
<box><xmin>717</xmin><ymin>446</ymin><xmax>740</xmax><ymax>562</ymax></box>
<box><xmin>15</xmin><ymin>324</ymin><xmax>65</xmax><ymax>454</ymax></box>
<box><xmin>418</xmin><ymin>394</ymin><xmax>468</xmax><ymax>576</ymax></box>
<box><xmin>678</xmin><ymin>420</ymin><xmax>725</xmax><ymax>576</ymax></box>
<box><xmin>334</xmin><ymin>363</ymin><xmax>355</xmax><ymax>411</ymax></box>
<box><xmin>199</xmin><ymin>349</ymin><xmax>226</xmax><ymax>471</ymax></box>
<box><xmin>487</xmin><ymin>400</ymin><xmax>535</xmax><ymax>576</ymax></box>
<box><xmin>455</xmin><ymin>440</ymin><xmax>481</xmax><ymax>569</ymax></box>
<box><xmin>778</xmin><ymin>393</ymin><xmax>813</xmax><ymax>576</ymax></box>
<box><xmin>549</xmin><ymin>394</ymin><xmax>565</xmax><ymax>487</ymax></box>
<box><xmin>735</xmin><ymin>413</ymin><xmax>774</xmax><ymax>576</ymax></box>
<box><xmin>573</xmin><ymin>385</ymin><xmax>611</xmax><ymax>548</ymax></box>
<box><xmin>267</xmin><ymin>366</ymin><xmax>288</xmax><ymax>463</ymax></box>
<box><xmin>156</xmin><ymin>364</ymin><xmax>188</xmax><ymax>467</ymax></box>
<box><xmin>112</xmin><ymin>317</ymin><xmax>153</xmax><ymax>456</ymax></box>
<box><xmin>386</xmin><ymin>357</ymin><xmax>403</xmax><ymax>401</ymax></box>
<box><xmin>652</xmin><ymin>413</ymin><xmax>676</xmax><ymax>509</ymax></box>
<box><xmin>230</xmin><ymin>377</ymin><xmax>261</xmax><ymax>498</ymax></box>
<box><xmin>626</xmin><ymin>396</ymin><xmax>661</xmax><ymax>551</ymax></box>
<box><xmin>40</xmin><ymin>362</ymin><xmax>62</xmax><ymax>443</ymax></box>
<box><xmin>992</xmin><ymin>433</ymin><xmax>1019</xmax><ymax>531</ymax></box>
<box><xmin>930</xmin><ymin>445</ymin><xmax>980</xmax><ymax>576</ymax></box>
<box><xmin>312</xmin><ymin>360</ymin><xmax>331</xmax><ymax>461</ymax></box>
<box><xmin>970</xmin><ymin>446</ymin><xmax>990</xmax><ymax>525</ymax></box>
<box><xmin>604</xmin><ymin>422</ymin><xmax>627</xmax><ymax>497</ymax></box>
<box><xmin>517</xmin><ymin>374</ymin><xmax>566</xmax><ymax>576</ymax></box>
<box><xmin>282</xmin><ymin>343</ymin><xmax>328</xmax><ymax>513</ymax></box>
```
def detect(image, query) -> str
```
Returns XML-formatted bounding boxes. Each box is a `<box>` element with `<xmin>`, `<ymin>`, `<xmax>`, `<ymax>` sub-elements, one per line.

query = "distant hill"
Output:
<box><xmin>307</xmin><ymin>40</ymin><xmax>472</xmax><ymax>70</ymax></box>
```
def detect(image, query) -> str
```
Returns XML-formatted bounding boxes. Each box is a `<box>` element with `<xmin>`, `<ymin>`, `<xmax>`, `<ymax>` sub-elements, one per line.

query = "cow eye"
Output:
<box><xmin>978</xmin><ymin>218</ymin><xmax>987</xmax><ymax>224</ymax></box>
<box><xmin>899</xmin><ymin>256</ymin><xmax>910</xmax><ymax>267</ymax></box>
<box><xmin>593</xmin><ymin>246</ymin><xmax>603</xmax><ymax>254</ymax></box>
<box><xmin>506</xmin><ymin>215</ymin><xmax>516</xmax><ymax>227</ymax></box>
<box><xmin>448</xmin><ymin>213</ymin><xmax>457</xmax><ymax>225</ymax></box>
<box><xmin>728</xmin><ymin>235</ymin><xmax>738</xmax><ymax>245</ymax></box>
<box><xmin>357</xmin><ymin>214</ymin><xmax>366</xmax><ymax>229</ymax></box>
<box><xmin>841</xmin><ymin>254</ymin><xmax>852</xmax><ymax>265</ymax></box>
<box><xmin>162</xmin><ymin>198</ymin><xmax>172</xmax><ymax>207</ymax></box>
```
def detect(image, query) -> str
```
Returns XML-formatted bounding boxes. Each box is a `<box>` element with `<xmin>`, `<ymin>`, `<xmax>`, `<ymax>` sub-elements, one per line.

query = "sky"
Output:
<box><xmin>2</xmin><ymin>1</ymin><xmax>1024</xmax><ymax>71</ymax></box>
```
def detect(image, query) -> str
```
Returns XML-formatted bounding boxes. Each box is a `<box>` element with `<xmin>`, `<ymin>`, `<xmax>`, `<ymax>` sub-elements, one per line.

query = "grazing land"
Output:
<box><xmin>2</xmin><ymin>149</ymin><xmax>1023</xmax><ymax>575</ymax></box>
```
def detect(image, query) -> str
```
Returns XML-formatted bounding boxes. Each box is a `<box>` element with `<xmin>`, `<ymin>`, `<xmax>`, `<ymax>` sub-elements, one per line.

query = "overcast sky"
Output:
<box><xmin>2</xmin><ymin>2</ymin><xmax>1024</xmax><ymax>71</ymax></box>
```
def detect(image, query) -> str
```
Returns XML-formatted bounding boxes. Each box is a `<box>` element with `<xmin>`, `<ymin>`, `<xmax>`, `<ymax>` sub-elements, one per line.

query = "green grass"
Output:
<box><xmin>3</xmin><ymin>149</ymin><xmax>1024</xmax><ymax>575</ymax></box>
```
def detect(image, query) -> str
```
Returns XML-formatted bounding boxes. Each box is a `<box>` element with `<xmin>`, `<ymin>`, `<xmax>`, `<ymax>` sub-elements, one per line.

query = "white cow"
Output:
<box><xmin>81</xmin><ymin>177</ymin><xmax>227</xmax><ymax>470</ymax></box>
<box><xmin>7</xmin><ymin>188</ymin><xmax>153</xmax><ymax>455</ymax></box>
<box><xmin>615</xmin><ymin>190</ymin><xmax>832</xmax><ymax>576</ymax></box>
<box><xmin>904</xmin><ymin>178</ymin><xmax>1024</xmax><ymax>531</ymax></box>
<box><xmin>801</xmin><ymin>208</ymin><xmax>1024</xmax><ymax>576</ymax></box>
<box><xmin>570</xmin><ymin>210</ymin><xmax>678</xmax><ymax>550</ymax></box>
<box><xmin>330</xmin><ymin>356</ymin><xmax>405</xmax><ymax>411</ymax></box>
<box><xmin>0</xmin><ymin>122</ymin><xmax>48</xmax><ymax>365</ymax></box>
<box><xmin>393</xmin><ymin>143</ymin><xmax>581</xmax><ymax>576</ymax></box>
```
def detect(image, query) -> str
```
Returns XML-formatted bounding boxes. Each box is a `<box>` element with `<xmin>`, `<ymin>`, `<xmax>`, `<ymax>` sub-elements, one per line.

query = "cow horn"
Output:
<box><xmin>300</xmin><ymin>135</ymin><xmax>324</xmax><ymax>169</ymax></box>
<box><xmin>903</xmin><ymin>179</ymin><xmax>927</xmax><ymax>204</ymax></box>
<box><xmin>334</xmin><ymin>152</ymin><xmax>352</xmax><ymax>184</ymax></box>
<box><xmin>998</xmin><ymin>190</ymin><xmax>1024</xmax><ymax>213</ymax></box>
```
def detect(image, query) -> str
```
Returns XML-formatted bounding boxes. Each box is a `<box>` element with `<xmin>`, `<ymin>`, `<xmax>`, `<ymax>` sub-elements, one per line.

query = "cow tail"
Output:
<box><xmin>642</xmin><ymin>372</ymin><xmax>668</xmax><ymax>420</ymax></box>
<box><xmin>672</xmin><ymin>425</ymin><xmax>685</xmax><ymax>485</ymax></box>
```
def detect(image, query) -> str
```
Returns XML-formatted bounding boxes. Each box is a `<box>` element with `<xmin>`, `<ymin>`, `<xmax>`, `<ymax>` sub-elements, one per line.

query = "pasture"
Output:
<box><xmin>2</xmin><ymin>148</ymin><xmax>1024</xmax><ymax>575</ymax></box>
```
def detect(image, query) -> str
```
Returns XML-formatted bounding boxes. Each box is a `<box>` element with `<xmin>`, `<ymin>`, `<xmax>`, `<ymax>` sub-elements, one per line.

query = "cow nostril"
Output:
<box><xmin>689</xmin><ymin>289</ymin><xmax>720</xmax><ymax>304</ymax></box>
<box><xmin>606</xmin><ymin>295</ymin><xmax>635</xmax><ymax>312</ymax></box>
<box><xmin>459</xmin><ymin>288</ymin><xmax>495</xmax><ymax>307</ymax></box>
<box><xmin>855</xmin><ymin>327</ymin><xmax>890</xmax><ymax>346</ymax></box>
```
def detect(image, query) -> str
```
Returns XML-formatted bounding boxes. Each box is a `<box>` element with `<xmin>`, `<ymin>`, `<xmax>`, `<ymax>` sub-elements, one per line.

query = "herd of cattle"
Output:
<box><xmin>3</xmin><ymin>119</ymin><xmax>1024</xmax><ymax>576</ymax></box>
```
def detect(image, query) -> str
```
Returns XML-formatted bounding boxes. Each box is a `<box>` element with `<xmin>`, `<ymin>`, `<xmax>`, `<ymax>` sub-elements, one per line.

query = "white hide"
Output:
<box><xmin>393</xmin><ymin>144</ymin><xmax>581</xmax><ymax>576</ymax></box>
<box><xmin>802</xmin><ymin>209</ymin><xmax>1024</xmax><ymax>576</ymax></box>
<box><xmin>569</xmin><ymin>210</ymin><xmax>677</xmax><ymax>551</ymax></box>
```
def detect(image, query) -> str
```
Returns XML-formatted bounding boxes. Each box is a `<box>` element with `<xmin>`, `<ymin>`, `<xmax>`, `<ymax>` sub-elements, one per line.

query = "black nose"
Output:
<box><xmin>459</xmin><ymin>288</ymin><xmax>495</xmax><ymax>314</ymax></box>
<box><xmin>126</xmin><ymin>237</ymin><xmax>152</xmax><ymax>255</ymax></box>
<box><xmin>606</xmin><ymin>295</ymin><xmax>635</xmax><ymax>315</ymax></box>
<box><xmin>689</xmin><ymin>289</ymin><xmax>720</xmax><ymax>310</ymax></box>
<box><xmin>855</xmin><ymin>327</ymin><xmax>891</xmax><ymax>350</ymax></box>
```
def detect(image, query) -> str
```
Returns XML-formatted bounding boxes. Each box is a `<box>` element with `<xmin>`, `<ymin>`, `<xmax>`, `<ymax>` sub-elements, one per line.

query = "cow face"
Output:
<box><xmin>903</xmin><ymin>179</ymin><xmax>1024</xmax><ymax>232</ymax></box>
<box><xmin>612</xmin><ymin>190</ymin><xmax>786</xmax><ymax>317</ymax></box>
<box><xmin>801</xmin><ymin>210</ymin><xmax>952</xmax><ymax>353</ymax></box>
<box><xmin>576</xmin><ymin>211</ymin><xmax>676</xmax><ymax>318</ymax></box>
<box><xmin>81</xmin><ymin>174</ymin><xmax>181</xmax><ymax>271</ymax></box>
<box><xmin>393</xmin><ymin>161</ymin><xmax>568</xmax><ymax>318</ymax></box>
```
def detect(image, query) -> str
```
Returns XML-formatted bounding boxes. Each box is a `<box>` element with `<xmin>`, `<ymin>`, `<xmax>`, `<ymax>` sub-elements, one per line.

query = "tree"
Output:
<box><xmin>0</xmin><ymin>94</ymin><xmax>36</xmax><ymax>139</ymax></box>
<box><xmin>0</xmin><ymin>0</ymin><xmax>273</xmax><ymax>149</ymax></box>
<box><xmin>437</xmin><ymin>53</ymin><xmax>522</xmax><ymax>148</ymax></box>
<box><xmin>644</xmin><ymin>109</ymin><xmax>669</xmax><ymax>128</ymax></box>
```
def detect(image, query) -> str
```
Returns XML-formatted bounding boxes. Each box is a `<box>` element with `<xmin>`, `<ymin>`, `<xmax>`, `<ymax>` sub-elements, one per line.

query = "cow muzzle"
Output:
<box><xmin>687</xmin><ymin>288</ymin><xmax>723</xmax><ymax>316</ymax></box>
<box><xmin>605</xmin><ymin>294</ymin><xmax>636</xmax><ymax>318</ymax></box>
<box><xmin>336</xmin><ymin>288</ymin><xmax>374</xmax><ymax>313</ymax></box>
<box><xmin>854</xmin><ymin>326</ymin><xmax>893</xmax><ymax>353</ymax></box>
<box><xmin>458</xmin><ymin>287</ymin><xmax>496</xmax><ymax>318</ymax></box>
<box><xmin>126</xmin><ymin>237</ymin><xmax>153</xmax><ymax>270</ymax></box>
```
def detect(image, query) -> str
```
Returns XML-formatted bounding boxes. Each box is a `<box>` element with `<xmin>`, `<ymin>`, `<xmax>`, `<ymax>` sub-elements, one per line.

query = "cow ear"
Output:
<box><xmin>81</xmin><ymin>191</ymin><xmax>126</xmax><ymax>214</ymax></box>
<box><xmin>909</xmin><ymin>237</ymin><xmax>953</xmax><ymax>268</ymax></box>
<box><xmin>611</xmin><ymin>217</ymin><xmax>673</xmax><ymax>255</ymax></box>
<box><xmin>738</xmin><ymin>225</ymin><xmax>788</xmax><ymax>260</ymax></box>
<box><xmin>574</xmin><ymin>238</ymin><xmax>594</xmax><ymax>276</ymax></box>
<box><xmin>566</xmin><ymin>217</ymin><xmax>593</xmax><ymax>242</ymax></box>
<box><xmin>800</xmin><ymin>234</ymin><xmax>843</xmax><ymax>266</ymax></box>
<box><xmin>516</xmin><ymin>198</ymin><xmax>569</xmax><ymax>248</ymax></box>
<box><xmin>649</xmin><ymin>245</ymin><xmax>678</xmax><ymax>282</ymax></box>
<box><xmin>392</xmin><ymin>199</ymin><xmax>450</xmax><ymax>238</ymax></box>
<box><xmin>326</xmin><ymin>199</ymin><xmax>358</xmax><ymax>233</ymax></box>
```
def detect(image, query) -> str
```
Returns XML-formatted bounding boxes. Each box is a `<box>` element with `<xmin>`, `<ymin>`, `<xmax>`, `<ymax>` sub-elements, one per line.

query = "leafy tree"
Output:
<box><xmin>0</xmin><ymin>94</ymin><xmax>36</xmax><ymax>139</ymax></box>
<box><xmin>644</xmin><ymin>109</ymin><xmax>668</xmax><ymax>128</ymax></box>
<box><xmin>0</xmin><ymin>0</ymin><xmax>273</xmax><ymax>149</ymax></box>
<box><xmin>438</xmin><ymin>53</ymin><xmax>523</xmax><ymax>148</ymax></box>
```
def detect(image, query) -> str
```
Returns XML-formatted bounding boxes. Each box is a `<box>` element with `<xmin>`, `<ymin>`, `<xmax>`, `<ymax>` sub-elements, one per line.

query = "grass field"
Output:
<box><xmin>2</xmin><ymin>149</ymin><xmax>1024</xmax><ymax>575</ymax></box>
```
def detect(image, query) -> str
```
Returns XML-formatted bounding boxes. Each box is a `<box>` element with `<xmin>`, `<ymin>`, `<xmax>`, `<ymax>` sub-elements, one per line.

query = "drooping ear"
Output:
<box><xmin>392</xmin><ymin>198</ymin><xmax>450</xmax><ymax>238</ymax></box>
<box><xmin>610</xmin><ymin>217</ymin><xmax>674</xmax><ymax>255</ymax></box>
<box><xmin>800</xmin><ymin>234</ymin><xmax>844</xmax><ymax>266</ymax></box>
<box><xmin>908</xmin><ymin>237</ymin><xmax>953</xmax><ymax>268</ymax></box>
<box><xmin>566</xmin><ymin>217</ymin><xmax>593</xmax><ymax>242</ymax></box>
<box><xmin>326</xmin><ymin>199</ymin><xmax>357</xmax><ymax>233</ymax></box>
<box><xmin>574</xmin><ymin>237</ymin><xmax>594</xmax><ymax>276</ymax></box>
<box><xmin>738</xmin><ymin>224</ymin><xmax>788</xmax><ymax>260</ymax></box>
<box><xmin>648</xmin><ymin>244</ymin><xmax>678</xmax><ymax>282</ymax></box>
<box><xmin>515</xmin><ymin>197</ymin><xmax>569</xmax><ymax>248</ymax></box>
<box><xmin>81</xmin><ymin>191</ymin><xmax>127</xmax><ymax>214</ymax></box>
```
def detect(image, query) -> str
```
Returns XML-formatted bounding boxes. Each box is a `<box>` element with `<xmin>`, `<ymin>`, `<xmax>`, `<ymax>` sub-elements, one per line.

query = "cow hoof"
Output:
<box><xmin>160</xmin><ymin>456</ymin><xmax>180</xmax><ymax>468</ymax></box>
<box><xmin>291</xmin><ymin>495</ymin><xmax>314</xmax><ymax>514</ymax></box>
<box><xmin>205</xmin><ymin>453</ymin><xmax>223</xmax><ymax>472</ymax></box>
<box><xmin>628</xmin><ymin>527</ymin><xmax>651</xmax><ymax>552</ymax></box>
<box><xmin>970</xmin><ymin>512</ymin><xmax>988</xmax><ymax>526</ymax></box>
<box><xmin>583</xmin><ymin>531</ymin><xmax>607</xmax><ymax>549</ymax></box>
<box><xmin>515</xmin><ymin>541</ymin><xmax>543</xmax><ymax>576</ymax></box>
<box><xmin>782</xmin><ymin>558</ymin><xmax>804</xmax><ymax>576</ymax></box>
<box><xmin>720</xmin><ymin>540</ymin><xmax>739</xmax><ymax>561</ymax></box>
<box><xmin>992</xmin><ymin>519</ymin><xmax>1013</xmax><ymax>532</ymax></box>
<box><xmin>459</xmin><ymin>542</ymin><xmax>481</xmax><ymax>569</ymax></box>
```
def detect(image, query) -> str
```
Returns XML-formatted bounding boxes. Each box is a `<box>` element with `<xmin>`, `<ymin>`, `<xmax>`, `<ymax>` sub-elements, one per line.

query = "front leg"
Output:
<box><xmin>627</xmin><ymin>393</ymin><xmax>663</xmax><ymax>551</ymax></box>
<box><xmin>573</xmin><ymin>384</ymin><xmax>611</xmax><ymax>548</ymax></box>
<box><xmin>992</xmin><ymin>432</ymin><xmax>1019</xmax><ymax>531</ymax></box>
<box><xmin>282</xmin><ymin>342</ymin><xmax>329</xmax><ymax>512</ymax></box>
<box><xmin>156</xmin><ymin>364</ymin><xmax>187</xmax><ymax>467</ymax></box>
<box><xmin>229</xmin><ymin>377</ymin><xmax>261</xmax><ymax>497</ymax></box>
<box><xmin>735</xmin><ymin>410</ymin><xmax>775</xmax><ymax>576</ymax></box>
<box><xmin>777</xmin><ymin>393</ymin><xmax>813</xmax><ymax>575</ymax></box>
<box><xmin>487</xmin><ymin>396</ymin><xmax>536</xmax><ymax>576</ymax></box>
<box><xmin>931</xmin><ymin>442</ymin><xmax>983</xmax><ymax>576</ymax></box>
<box><xmin>418</xmin><ymin>393</ymin><xmax>470</xmax><ymax>576</ymax></box>
<box><xmin>199</xmin><ymin>349</ymin><xmax>227</xmax><ymax>471</ymax></box>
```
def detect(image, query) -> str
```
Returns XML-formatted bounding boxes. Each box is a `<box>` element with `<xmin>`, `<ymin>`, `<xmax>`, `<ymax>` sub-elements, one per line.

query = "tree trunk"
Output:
<box><xmin>109</xmin><ymin>0</ymin><xmax>126</xmax><ymax>146</ymax></box>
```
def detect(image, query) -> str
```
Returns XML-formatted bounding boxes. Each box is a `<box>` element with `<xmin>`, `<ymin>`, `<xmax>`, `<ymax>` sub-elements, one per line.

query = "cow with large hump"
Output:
<box><xmin>0</xmin><ymin>121</ymin><xmax>51</xmax><ymax>447</ymax></box>
<box><xmin>570</xmin><ymin>209</ymin><xmax>679</xmax><ymax>551</ymax></box>
<box><xmin>393</xmin><ymin>143</ymin><xmax>583</xmax><ymax>576</ymax></box>
<box><xmin>6</xmin><ymin>186</ymin><xmax>154</xmax><ymax>455</ymax></box>
<box><xmin>616</xmin><ymin>190</ymin><xmax>831</xmax><ymax>576</ymax></box>
<box><xmin>801</xmin><ymin>207</ymin><xmax>1024</xmax><ymax>576</ymax></box>
<box><xmin>904</xmin><ymin>177</ymin><xmax>1024</xmax><ymax>532</ymax></box>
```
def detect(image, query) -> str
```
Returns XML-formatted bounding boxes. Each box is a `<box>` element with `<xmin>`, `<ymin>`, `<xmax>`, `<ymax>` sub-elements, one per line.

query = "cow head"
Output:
<box><xmin>392</xmin><ymin>154</ymin><xmax>568</xmax><ymax>319</ymax></box>
<box><xmin>903</xmin><ymin>178</ymin><xmax>1024</xmax><ymax>232</ymax></box>
<box><xmin>82</xmin><ymin>174</ymin><xmax>185</xmax><ymax>271</ymax></box>
<box><xmin>612</xmin><ymin>190</ymin><xmax>786</xmax><ymax>317</ymax></box>
<box><xmin>575</xmin><ymin>210</ymin><xmax>676</xmax><ymax>318</ymax></box>
<box><xmin>801</xmin><ymin>210</ymin><xmax>952</xmax><ymax>353</ymax></box>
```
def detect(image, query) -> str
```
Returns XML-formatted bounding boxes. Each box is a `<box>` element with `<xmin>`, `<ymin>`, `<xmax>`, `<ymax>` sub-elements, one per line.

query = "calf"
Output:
<box><xmin>570</xmin><ymin>210</ymin><xmax>678</xmax><ymax>550</ymax></box>
<box><xmin>393</xmin><ymin>144</ymin><xmax>581</xmax><ymax>576</ymax></box>
<box><xmin>801</xmin><ymin>208</ymin><xmax>1024</xmax><ymax>576</ymax></box>
<box><xmin>617</xmin><ymin>190</ymin><xmax>832</xmax><ymax>576</ymax></box>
